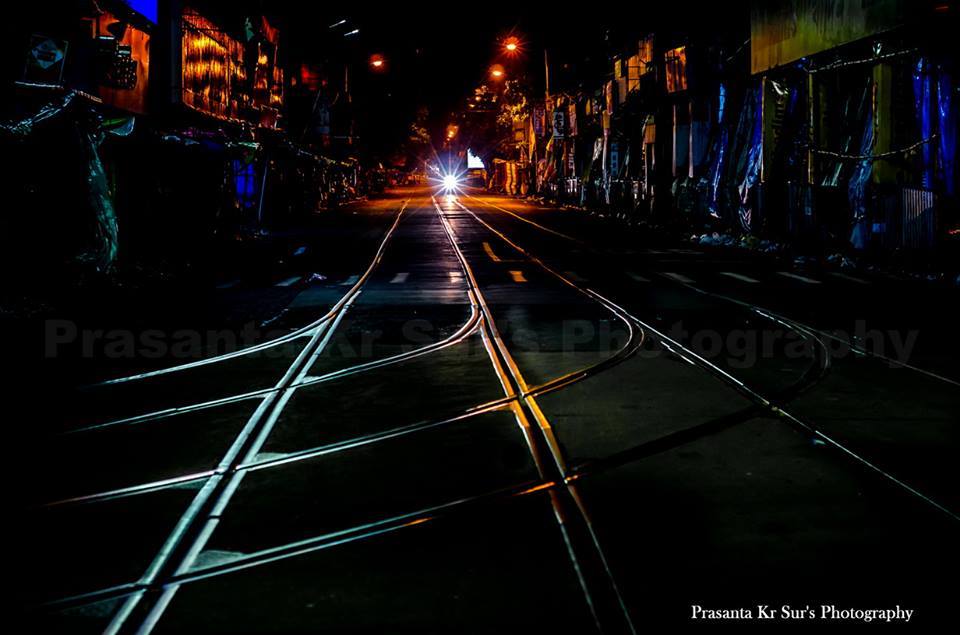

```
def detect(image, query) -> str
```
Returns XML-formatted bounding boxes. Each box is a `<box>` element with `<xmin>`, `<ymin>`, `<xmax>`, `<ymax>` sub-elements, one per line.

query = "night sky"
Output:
<box><xmin>277</xmin><ymin>3</ymin><xmax>615</xmax><ymax>153</ymax></box>
<box><xmin>268</xmin><ymin>1</ymin><xmax>745</xmax><ymax>154</ymax></box>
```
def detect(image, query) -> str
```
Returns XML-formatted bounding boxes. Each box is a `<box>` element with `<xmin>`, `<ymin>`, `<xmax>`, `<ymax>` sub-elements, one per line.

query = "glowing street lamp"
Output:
<box><xmin>503</xmin><ymin>36</ymin><xmax>521</xmax><ymax>54</ymax></box>
<box><xmin>489</xmin><ymin>64</ymin><xmax>505</xmax><ymax>80</ymax></box>
<box><xmin>369</xmin><ymin>54</ymin><xmax>386</xmax><ymax>71</ymax></box>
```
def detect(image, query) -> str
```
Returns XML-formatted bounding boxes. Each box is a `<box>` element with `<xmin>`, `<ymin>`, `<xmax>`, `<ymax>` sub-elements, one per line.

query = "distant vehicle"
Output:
<box><xmin>404</xmin><ymin>171</ymin><xmax>425</xmax><ymax>186</ymax></box>
<box><xmin>368</xmin><ymin>169</ymin><xmax>386</xmax><ymax>196</ymax></box>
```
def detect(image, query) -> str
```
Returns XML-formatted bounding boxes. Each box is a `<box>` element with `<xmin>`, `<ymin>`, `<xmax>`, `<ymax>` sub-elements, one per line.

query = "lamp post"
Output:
<box><xmin>500</xmin><ymin>35</ymin><xmax>558</xmax><ymax>198</ymax></box>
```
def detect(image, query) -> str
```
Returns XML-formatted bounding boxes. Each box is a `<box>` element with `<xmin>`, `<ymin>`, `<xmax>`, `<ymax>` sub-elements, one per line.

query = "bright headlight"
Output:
<box><xmin>442</xmin><ymin>174</ymin><xmax>458</xmax><ymax>190</ymax></box>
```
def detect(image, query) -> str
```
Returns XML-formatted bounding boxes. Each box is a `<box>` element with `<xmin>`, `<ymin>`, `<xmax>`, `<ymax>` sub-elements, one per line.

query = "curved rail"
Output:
<box><xmin>91</xmin><ymin>200</ymin><xmax>411</xmax><ymax>388</ymax></box>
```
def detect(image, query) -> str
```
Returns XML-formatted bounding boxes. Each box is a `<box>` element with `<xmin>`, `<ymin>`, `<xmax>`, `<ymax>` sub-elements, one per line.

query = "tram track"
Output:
<box><xmin>455</xmin><ymin>195</ymin><xmax>960</xmax><ymax>522</ymax></box>
<box><xmin>33</xmin><ymin>192</ymin><xmax>919</xmax><ymax>632</ymax></box>
<box><xmin>434</xmin><ymin>195</ymin><xmax>637</xmax><ymax>634</ymax></box>
<box><xmin>99</xmin><ymin>200</ymin><xmax>411</xmax><ymax>634</ymax></box>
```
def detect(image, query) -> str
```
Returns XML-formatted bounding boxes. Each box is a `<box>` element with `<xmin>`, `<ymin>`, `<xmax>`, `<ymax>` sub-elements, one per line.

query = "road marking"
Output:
<box><xmin>563</xmin><ymin>270</ymin><xmax>587</xmax><ymax>282</ymax></box>
<box><xmin>777</xmin><ymin>271</ymin><xmax>822</xmax><ymax>284</ymax></box>
<box><xmin>828</xmin><ymin>272</ymin><xmax>870</xmax><ymax>285</ymax></box>
<box><xmin>463</xmin><ymin>195</ymin><xmax>581</xmax><ymax>243</ymax></box>
<box><xmin>216</xmin><ymin>279</ymin><xmax>241</xmax><ymax>289</ymax></box>
<box><xmin>275</xmin><ymin>276</ymin><xmax>301</xmax><ymax>287</ymax></box>
<box><xmin>339</xmin><ymin>274</ymin><xmax>360</xmax><ymax>286</ymax></box>
<box><xmin>627</xmin><ymin>272</ymin><xmax>650</xmax><ymax>283</ymax></box>
<box><xmin>482</xmin><ymin>241</ymin><xmax>502</xmax><ymax>262</ymax></box>
<box><xmin>509</xmin><ymin>270</ymin><xmax>527</xmax><ymax>283</ymax></box>
<box><xmin>662</xmin><ymin>272</ymin><xmax>695</xmax><ymax>284</ymax></box>
<box><xmin>719</xmin><ymin>271</ymin><xmax>760</xmax><ymax>284</ymax></box>
<box><xmin>389</xmin><ymin>272</ymin><xmax>409</xmax><ymax>284</ymax></box>
<box><xmin>448</xmin><ymin>271</ymin><xmax>463</xmax><ymax>281</ymax></box>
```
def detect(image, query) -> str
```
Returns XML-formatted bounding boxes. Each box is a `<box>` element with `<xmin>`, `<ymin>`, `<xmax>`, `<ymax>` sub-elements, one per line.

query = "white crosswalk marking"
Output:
<box><xmin>339</xmin><ymin>274</ymin><xmax>360</xmax><ymax>286</ymax></box>
<box><xmin>448</xmin><ymin>271</ymin><xmax>463</xmax><ymax>281</ymax></box>
<box><xmin>777</xmin><ymin>271</ymin><xmax>821</xmax><ymax>284</ymax></box>
<box><xmin>662</xmin><ymin>272</ymin><xmax>695</xmax><ymax>284</ymax></box>
<box><xmin>275</xmin><ymin>276</ymin><xmax>301</xmax><ymax>287</ymax></box>
<box><xmin>389</xmin><ymin>272</ymin><xmax>409</xmax><ymax>284</ymax></box>
<box><xmin>828</xmin><ymin>272</ymin><xmax>870</xmax><ymax>285</ymax></box>
<box><xmin>719</xmin><ymin>272</ymin><xmax>760</xmax><ymax>284</ymax></box>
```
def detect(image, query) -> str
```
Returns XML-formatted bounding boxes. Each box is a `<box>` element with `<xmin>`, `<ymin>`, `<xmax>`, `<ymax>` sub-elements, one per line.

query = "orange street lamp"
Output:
<box><xmin>503</xmin><ymin>36</ymin><xmax>521</xmax><ymax>54</ymax></box>
<box><xmin>489</xmin><ymin>64</ymin><xmax>505</xmax><ymax>80</ymax></box>
<box><xmin>369</xmin><ymin>54</ymin><xmax>386</xmax><ymax>71</ymax></box>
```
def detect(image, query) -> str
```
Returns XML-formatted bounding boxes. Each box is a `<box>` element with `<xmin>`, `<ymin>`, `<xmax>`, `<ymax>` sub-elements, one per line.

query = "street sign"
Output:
<box><xmin>24</xmin><ymin>35</ymin><xmax>68</xmax><ymax>84</ymax></box>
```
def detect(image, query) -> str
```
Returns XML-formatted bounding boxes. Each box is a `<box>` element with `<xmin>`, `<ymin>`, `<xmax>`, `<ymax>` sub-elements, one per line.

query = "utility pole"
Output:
<box><xmin>544</xmin><ymin>49</ymin><xmax>550</xmax><ymax>100</ymax></box>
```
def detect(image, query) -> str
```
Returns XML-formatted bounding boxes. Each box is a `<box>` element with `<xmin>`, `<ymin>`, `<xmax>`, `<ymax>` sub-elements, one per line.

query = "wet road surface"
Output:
<box><xmin>17</xmin><ymin>188</ymin><xmax>959</xmax><ymax>633</ymax></box>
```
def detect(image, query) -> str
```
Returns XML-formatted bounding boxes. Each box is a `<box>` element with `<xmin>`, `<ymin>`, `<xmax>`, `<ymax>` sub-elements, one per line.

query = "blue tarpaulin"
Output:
<box><xmin>738</xmin><ymin>86</ymin><xmax>764</xmax><ymax>232</ymax></box>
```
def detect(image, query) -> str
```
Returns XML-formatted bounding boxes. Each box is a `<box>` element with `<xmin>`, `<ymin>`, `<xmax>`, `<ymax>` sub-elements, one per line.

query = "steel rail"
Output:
<box><xmin>463</xmin><ymin>192</ymin><xmax>584</xmax><ymax>244</ymax></box>
<box><xmin>90</xmin><ymin>202</ymin><xmax>411</xmax><ymax>388</ymax></box>
<box><xmin>298</xmin><ymin>290</ymin><xmax>482</xmax><ymax>386</ymax></box>
<box><xmin>43</xmin><ymin>198</ymin><xmax>642</xmax><ymax>509</ymax></box>
<box><xmin>38</xmin><ymin>319</ymin><xmax>838</xmax><ymax>621</ymax></box>
<box><xmin>62</xmin><ymin>211</ymin><xmax>480</xmax><ymax>438</ymax></box>
<box><xmin>691</xmin><ymin>286</ymin><xmax>960</xmax><ymax>388</ymax></box>
<box><xmin>35</xmin><ymin>326</ymin><xmax>828</xmax><ymax>619</ymax></box>
<box><xmin>466</xmin><ymin>194</ymin><xmax>958</xmax><ymax>387</ymax></box>
<box><xmin>61</xmin><ymin>300</ymin><xmax>478</xmax><ymax>438</ymax></box>
<box><xmin>122</xmin><ymin>201</ymin><xmax>498</xmax><ymax>633</ymax></box>
<box><xmin>434</xmin><ymin>196</ymin><xmax>637</xmax><ymax>635</ymax></box>
<box><xmin>455</xmin><ymin>197</ymin><xmax>960</xmax><ymax>522</ymax></box>
<box><xmin>102</xmin><ymin>201</ymin><xmax>410</xmax><ymax>635</ymax></box>
<box><xmin>40</xmin><ymin>217</ymin><xmax>483</xmax><ymax>509</ymax></box>
<box><xmin>30</xmin><ymin>197</ymin><xmax>833</xmax><ymax>625</ymax></box>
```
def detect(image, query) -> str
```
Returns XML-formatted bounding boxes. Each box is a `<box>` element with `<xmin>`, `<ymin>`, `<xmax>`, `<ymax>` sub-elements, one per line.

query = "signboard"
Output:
<box><xmin>97</xmin><ymin>12</ymin><xmax>151</xmax><ymax>113</ymax></box>
<box><xmin>552</xmin><ymin>110</ymin><xmax>566</xmax><ymax>139</ymax></box>
<box><xmin>609</xmin><ymin>142</ymin><xmax>621</xmax><ymax>178</ymax></box>
<box><xmin>24</xmin><ymin>35</ymin><xmax>68</xmax><ymax>84</ymax></box>
<box><xmin>181</xmin><ymin>8</ymin><xmax>248</xmax><ymax>120</ymax></box>
<box><xmin>533</xmin><ymin>105</ymin><xmax>545</xmax><ymax>137</ymax></box>
<box><xmin>751</xmin><ymin>0</ymin><xmax>906</xmax><ymax>74</ymax></box>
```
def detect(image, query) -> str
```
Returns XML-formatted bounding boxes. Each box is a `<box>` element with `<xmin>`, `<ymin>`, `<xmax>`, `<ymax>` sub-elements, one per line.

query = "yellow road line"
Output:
<box><xmin>482</xmin><ymin>241</ymin><xmax>501</xmax><ymax>262</ymax></box>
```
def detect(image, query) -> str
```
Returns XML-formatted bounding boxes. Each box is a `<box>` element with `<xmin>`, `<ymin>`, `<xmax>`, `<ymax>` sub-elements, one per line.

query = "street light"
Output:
<box><xmin>489</xmin><ymin>64</ymin><xmax>505</xmax><ymax>80</ymax></box>
<box><xmin>369</xmin><ymin>54</ymin><xmax>386</xmax><ymax>71</ymax></box>
<box><xmin>503</xmin><ymin>36</ymin><xmax>521</xmax><ymax>54</ymax></box>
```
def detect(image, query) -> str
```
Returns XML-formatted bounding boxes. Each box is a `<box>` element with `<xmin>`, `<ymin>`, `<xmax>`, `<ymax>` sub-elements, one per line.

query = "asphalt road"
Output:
<box><xmin>16</xmin><ymin>187</ymin><xmax>959</xmax><ymax>633</ymax></box>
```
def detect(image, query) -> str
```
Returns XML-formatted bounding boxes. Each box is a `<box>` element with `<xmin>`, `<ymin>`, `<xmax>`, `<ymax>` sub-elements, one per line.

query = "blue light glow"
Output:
<box><xmin>127</xmin><ymin>0</ymin><xmax>158</xmax><ymax>23</ymax></box>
